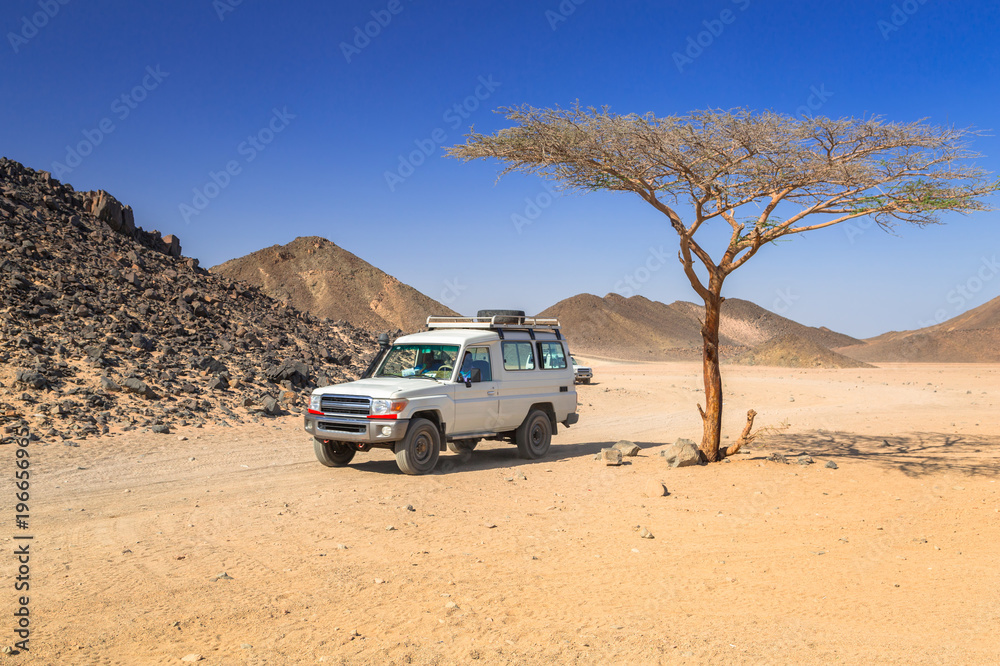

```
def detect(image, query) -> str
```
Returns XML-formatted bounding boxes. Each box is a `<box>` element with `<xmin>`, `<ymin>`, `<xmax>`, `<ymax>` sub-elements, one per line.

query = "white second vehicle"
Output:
<box><xmin>304</xmin><ymin>312</ymin><xmax>580</xmax><ymax>474</ymax></box>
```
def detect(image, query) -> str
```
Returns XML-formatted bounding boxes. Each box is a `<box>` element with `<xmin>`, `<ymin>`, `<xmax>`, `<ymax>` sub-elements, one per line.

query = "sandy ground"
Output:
<box><xmin>3</xmin><ymin>361</ymin><xmax>999</xmax><ymax>665</ymax></box>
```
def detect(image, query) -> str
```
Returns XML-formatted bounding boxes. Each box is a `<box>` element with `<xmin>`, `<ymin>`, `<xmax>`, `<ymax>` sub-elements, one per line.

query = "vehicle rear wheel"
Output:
<box><xmin>447</xmin><ymin>439</ymin><xmax>479</xmax><ymax>454</ymax></box>
<box><xmin>516</xmin><ymin>410</ymin><xmax>552</xmax><ymax>459</ymax></box>
<box><xmin>582</xmin><ymin>378</ymin><xmax>591</xmax><ymax>384</ymax></box>
<box><xmin>395</xmin><ymin>418</ymin><xmax>440</xmax><ymax>475</ymax></box>
<box><xmin>314</xmin><ymin>438</ymin><xmax>356</xmax><ymax>467</ymax></box>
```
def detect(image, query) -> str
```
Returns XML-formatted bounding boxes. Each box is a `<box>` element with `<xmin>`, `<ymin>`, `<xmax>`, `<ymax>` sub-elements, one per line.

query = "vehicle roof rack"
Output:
<box><xmin>426</xmin><ymin>315</ymin><xmax>563</xmax><ymax>340</ymax></box>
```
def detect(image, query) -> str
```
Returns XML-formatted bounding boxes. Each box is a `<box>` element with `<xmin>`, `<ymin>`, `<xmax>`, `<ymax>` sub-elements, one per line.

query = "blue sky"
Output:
<box><xmin>2</xmin><ymin>0</ymin><xmax>998</xmax><ymax>338</ymax></box>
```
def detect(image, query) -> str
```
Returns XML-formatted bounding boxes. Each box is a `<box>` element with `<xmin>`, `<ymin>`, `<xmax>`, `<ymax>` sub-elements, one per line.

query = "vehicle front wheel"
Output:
<box><xmin>516</xmin><ymin>410</ymin><xmax>552</xmax><ymax>459</ymax></box>
<box><xmin>314</xmin><ymin>438</ymin><xmax>356</xmax><ymax>467</ymax></box>
<box><xmin>395</xmin><ymin>418</ymin><xmax>441</xmax><ymax>475</ymax></box>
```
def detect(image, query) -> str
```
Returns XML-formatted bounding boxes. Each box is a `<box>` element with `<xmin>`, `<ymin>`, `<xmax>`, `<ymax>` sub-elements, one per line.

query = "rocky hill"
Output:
<box><xmin>540</xmin><ymin>293</ymin><xmax>863</xmax><ymax>363</ymax></box>
<box><xmin>836</xmin><ymin>294</ymin><xmax>1000</xmax><ymax>362</ymax></box>
<box><xmin>733</xmin><ymin>334</ymin><xmax>874</xmax><ymax>369</ymax></box>
<box><xmin>211</xmin><ymin>236</ymin><xmax>457</xmax><ymax>333</ymax></box>
<box><xmin>0</xmin><ymin>158</ymin><xmax>374</xmax><ymax>443</ymax></box>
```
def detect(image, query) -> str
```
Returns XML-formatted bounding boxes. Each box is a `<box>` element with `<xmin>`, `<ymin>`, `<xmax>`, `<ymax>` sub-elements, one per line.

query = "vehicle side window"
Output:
<box><xmin>459</xmin><ymin>347</ymin><xmax>492</xmax><ymax>381</ymax></box>
<box><xmin>538</xmin><ymin>341</ymin><xmax>567</xmax><ymax>369</ymax></box>
<box><xmin>502</xmin><ymin>341</ymin><xmax>535</xmax><ymax>371</ymax></box>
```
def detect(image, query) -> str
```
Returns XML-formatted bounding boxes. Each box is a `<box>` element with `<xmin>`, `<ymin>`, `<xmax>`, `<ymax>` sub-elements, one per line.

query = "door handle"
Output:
<box><xmin>487</xmin><ymin>390</ymin><xmax>497</xmax><ymax>396</ymax></box>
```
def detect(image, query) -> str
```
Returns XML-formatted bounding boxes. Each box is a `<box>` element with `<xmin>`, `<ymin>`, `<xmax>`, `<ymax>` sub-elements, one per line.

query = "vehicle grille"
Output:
<box><xmin>319</xmin><ymin>395</ymin><xmax>372</xmax><ymax>417</ymax></box>
<box><xmin>317</xmin><ymin>421</ymin><xmax>368</xmax><ymax>435</ymax></box>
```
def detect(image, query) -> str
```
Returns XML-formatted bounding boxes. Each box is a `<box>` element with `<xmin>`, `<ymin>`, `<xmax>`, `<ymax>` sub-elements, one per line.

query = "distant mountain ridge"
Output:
<box><xmin>211</xmin><ymin>236</ymin><xmax>457</xmax><ymax>333</ymax></box>
<box><xmin>539</xmin><ymin>293</ymin><xmax>864</xmax><ymax>363</ymax></box>
<box><xmin>836</xmin><ymin>294</ymin><xmax>1000</xmax><ymax>362</ymax></box>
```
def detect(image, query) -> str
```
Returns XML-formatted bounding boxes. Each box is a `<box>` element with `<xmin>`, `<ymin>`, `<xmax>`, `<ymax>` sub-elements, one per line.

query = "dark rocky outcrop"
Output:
<box><xmin>0</xmin><ymin>157</ymin><xmax>375</xmax><ymax>443</ymax></box>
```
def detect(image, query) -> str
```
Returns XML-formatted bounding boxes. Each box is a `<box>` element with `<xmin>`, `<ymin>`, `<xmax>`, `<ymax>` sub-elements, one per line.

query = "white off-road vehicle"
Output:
<box><xmin>304</xmin><ymin>311</ymin><xmax>580</xmax><ymax>474</ymax></box>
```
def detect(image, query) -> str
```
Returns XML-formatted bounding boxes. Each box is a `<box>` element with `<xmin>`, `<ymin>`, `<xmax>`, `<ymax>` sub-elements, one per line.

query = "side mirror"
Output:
<box><xmin>462</xmin><ymin>367</ymin><xmax>482</xmax><ymax>387</ymax></box>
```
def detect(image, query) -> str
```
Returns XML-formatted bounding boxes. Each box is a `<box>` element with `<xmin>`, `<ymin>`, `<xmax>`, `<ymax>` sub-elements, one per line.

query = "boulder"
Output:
<box><xmin>643</xmin><ymin>479</ymin><xmax>668</xmax><ymax>497</ymax></box>
<box><xmin>15</xmin><ymin>370</ymin><xmax>47</xmax><ymax>390</ymax></box>
<box><xmin>162</xmin><ymin>234</ymin><xmax>181</xmax><ymax>258</ymax></box>
<box><xmin>612</xmin><ymin>439</ymin><xmax>641</xmax><ymax>456</ymax></box>
<box><xmin>662</xmin><ymin>438</ymin><xmax>703</xmax><ymax>468</ymax></box>
<box><xmin>601</xmin><ymin>448</ymin><xmax>623</xmax><ymax>466</ymax></box>
<box><xmin>121</xmin><ymin>377</ymin><xmax>156</xmax><ymax>399</ymax></box>
<box><xmin>85</xmin><ymin>190</ymin><xmax>135</xmax><ymax>235</ymax></box>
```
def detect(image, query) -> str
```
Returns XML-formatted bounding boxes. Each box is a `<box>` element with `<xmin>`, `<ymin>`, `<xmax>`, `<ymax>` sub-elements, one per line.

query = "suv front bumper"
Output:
<box><xmin>304</xmin><ymin>414</ymin><xmax>410</xmax><ymax>443</ymax></box>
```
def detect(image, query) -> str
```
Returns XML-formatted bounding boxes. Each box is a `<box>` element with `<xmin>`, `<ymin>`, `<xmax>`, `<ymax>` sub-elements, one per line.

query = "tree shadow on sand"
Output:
<box><xmin>755</xmin><ymin>430</ymin><xmax>1000</xmax><ymax>478</ymax></box>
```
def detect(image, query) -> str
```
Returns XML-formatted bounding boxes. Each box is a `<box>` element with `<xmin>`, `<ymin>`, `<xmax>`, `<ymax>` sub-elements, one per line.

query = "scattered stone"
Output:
<box><xmin>639</xmin><ymin>527</ymin><xmax>654</xmax><ymax>539</ymax></box>
<box><xmin>796</xmin><ymin>455</ymin><xmax>814</xmax><ymax>465</ymax></box>
<box><xmin>210</xmin><ymin>572</ymin><xmax>233</xmax><ymax>582</ymax></box>
<box><xmin>121</xmin><ymin>378</ymin><xmax>156</xmax><ymax>399</ymax></box>
<box><xmin>662</xmin><ymin>439</ymin><xmax>703</xmax><ymax>467</ymax></box>
<box><xmin>643</xmin><ymin>480</ymin><xmax>668</xmax><ymax>497</ymax></box>
<box><xmin>484</xmin><ymin>522</ymin><xmax>496</xmax><ymax>528</ymax></box>
<box><xmin>612</xmin><ymin>439</ymin><xmax>641</xmax><ymax>456</ymax></box>
<box><xmin>825</xmin><ymin>460</ymin><xmax>838</xmax><ymax>469</ymax></box>
<box><xmin>151</xmin><ymin>424</ymin><xmax>170</xmax><ymax>434</ymax></box>
<box><xmin>180</xmin><ymin>654</ymin><xmax>203</xmax><ymax>662</ymax></box>
<box><xmin>99</xmin><ymin>376</ymin><xmax>121</xmax><ymax>392</ymax></box>
<box><xmin>386</xmin><ymin>525</ymin><xmax>397</xmax><ymax>531</ymax></box>
<box><xmin>445</xmin><ymin>601</ymin><xmax>458</xmax><ymax>609</ymax></box>
<box><xmin>601</xmin><ymin>448</ymin><xmax>623</xmax><ymax>466</ymax></box>
<box><xmin>768</xmin><ymin>453</ymin><xmax>788</xmax><ymax>464</ymax></box>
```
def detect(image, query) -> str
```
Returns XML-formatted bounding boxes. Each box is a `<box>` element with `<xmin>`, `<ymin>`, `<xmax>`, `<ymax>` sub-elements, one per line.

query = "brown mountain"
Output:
<box><xmin>836</xmin><ymin>294</ymin><xmax>1000</xmax><ymax>362</ymax></box>
<box><xmin>734</xmin><ymin>334</ymin><xmax>874</xmax><ymax>369</ymax></box>
<box><xmin>211</xmin><ymin>236</ymin><xmax>457</xmax><ymax>333</ymax></box>
<box><xmin>539</xmin><ymin>293</ymin><xmax>863</xmax><ymax>362</ymax></box>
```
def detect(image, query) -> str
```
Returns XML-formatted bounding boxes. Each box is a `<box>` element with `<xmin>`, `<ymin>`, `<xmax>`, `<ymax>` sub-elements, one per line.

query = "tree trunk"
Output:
<box><xmin>699</xmin><ymin>292</ymin><xmax>724</xmax><ymax>462</ymax></box>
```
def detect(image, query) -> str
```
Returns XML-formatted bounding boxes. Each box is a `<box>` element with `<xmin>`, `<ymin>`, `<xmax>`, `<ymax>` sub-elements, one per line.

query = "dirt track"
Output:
<box><xmin>5</xmin><ymin>361</ymin><xmax>1000</xmax><ymax>664</ymax></box>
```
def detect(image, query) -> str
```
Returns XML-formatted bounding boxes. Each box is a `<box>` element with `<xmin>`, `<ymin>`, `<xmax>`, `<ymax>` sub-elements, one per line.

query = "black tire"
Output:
<box><xmin>477</xmin><ymin>309</ymin><xmax>525</xmax><ymax>325</ymax></box>
<box><xmin>516</xmin><ymin>410</ymin><xmax>552</xmax><ymax>459</ymax></box>
<box><xmin>446</xmin><ymin>439</ymin><xmax>479</xmax><ymax>454</ymax></box>
<box><xmin>395</xmin><ymin>418</ymin><xmax>441</xmax><ymax>475</ymax></box>
<box><xmin>582</xmin><ymin>378</ymin><xmax>591</xmax><ymax>384</ymax></box>
<box><xmin>314</xmin><ymin>438</ymin><xmax>356</xmax><ymax>467</ymax></box>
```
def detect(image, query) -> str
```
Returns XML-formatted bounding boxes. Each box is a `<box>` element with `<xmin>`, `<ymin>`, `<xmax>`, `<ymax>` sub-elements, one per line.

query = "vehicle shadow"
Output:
<box><xmin>754</xmin><ymin>430</ymin><xmax>1000</xmax><ymax>478</ymax></box>
<box><xmin>346</xmin><ymin>440</ymin><xmax>663</xmax><ymax>476</ymax></box>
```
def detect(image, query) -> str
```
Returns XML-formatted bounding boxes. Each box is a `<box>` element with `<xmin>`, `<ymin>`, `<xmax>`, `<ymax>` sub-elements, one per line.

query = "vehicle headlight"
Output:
<box><xmin>371</xmin><ymin>398</ymin><xmax>407</xmax><ymax>415</ymax></box>
<box><xmin>310</xmin><ymin>394</ymin><xmax>322</xmax><ymax>412</ymax></box>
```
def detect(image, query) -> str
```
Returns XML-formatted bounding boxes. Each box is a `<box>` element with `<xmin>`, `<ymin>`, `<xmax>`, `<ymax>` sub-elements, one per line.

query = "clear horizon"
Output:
<box><xmin>3</xmin><ymin>0</ymin><xmax>998</xmax><ymax>338</ymax></box>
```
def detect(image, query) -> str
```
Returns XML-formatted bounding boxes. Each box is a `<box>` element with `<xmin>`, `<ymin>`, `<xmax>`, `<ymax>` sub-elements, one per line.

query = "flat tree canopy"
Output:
<box><xmin>448</xmin><ymin>105</ymin><xmax>997</xmax><ymax>461</ymax></box>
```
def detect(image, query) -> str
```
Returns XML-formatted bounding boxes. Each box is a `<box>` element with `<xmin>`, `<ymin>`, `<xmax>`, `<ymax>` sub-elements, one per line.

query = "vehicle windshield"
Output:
<box><xmin>375</xmin><ymin>344</ymin><xmax>460</xmax><ymax>380</ymax></box>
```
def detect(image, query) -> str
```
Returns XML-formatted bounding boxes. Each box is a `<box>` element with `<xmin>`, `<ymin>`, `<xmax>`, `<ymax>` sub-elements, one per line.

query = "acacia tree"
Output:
<box><xmin>447</xmin><ymin>106</ymin><xmax>996</xmax><ymax>461</ymax></box>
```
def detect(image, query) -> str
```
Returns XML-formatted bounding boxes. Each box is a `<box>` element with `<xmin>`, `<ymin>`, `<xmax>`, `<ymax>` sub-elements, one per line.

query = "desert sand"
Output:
<box><xmin>7</xmin><ymin>360</ymin><xmax>999</xmax><ymax>664</ymax></box>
